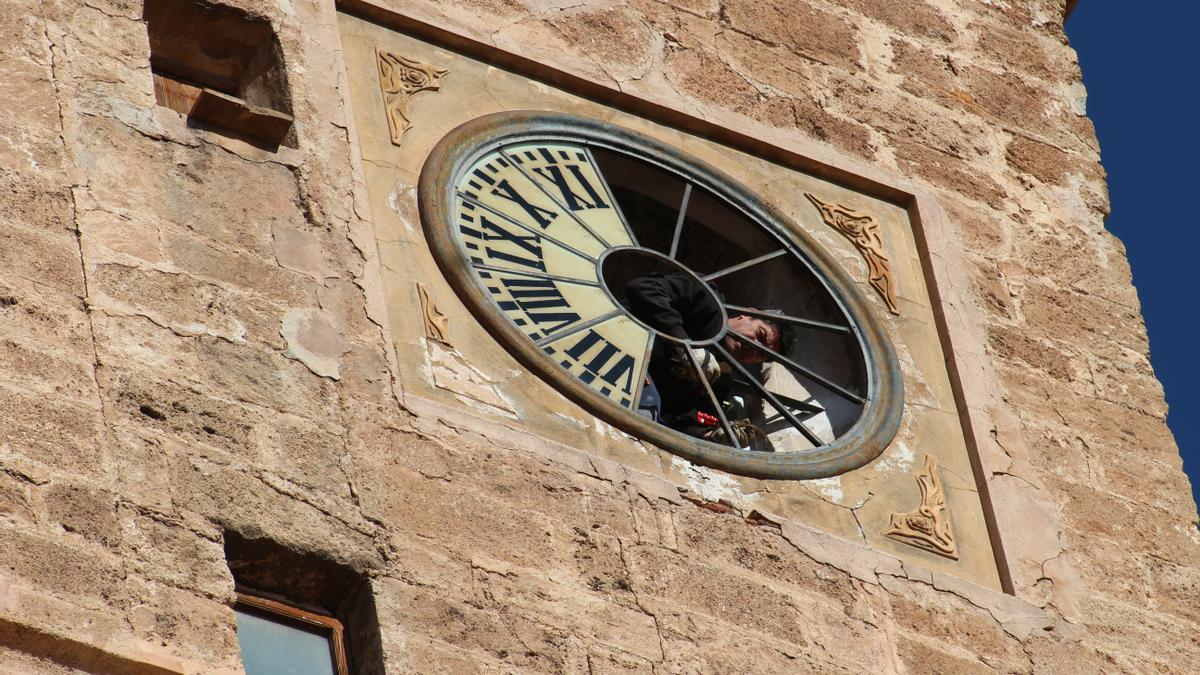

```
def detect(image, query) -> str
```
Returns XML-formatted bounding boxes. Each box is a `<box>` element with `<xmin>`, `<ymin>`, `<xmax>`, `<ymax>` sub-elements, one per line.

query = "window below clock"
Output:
<box><xmin>224</xmin><ymin>531</ymin><xmax>385</xmax><ymax>674</ymax></box>
<box><xmin>235</xmin><ymin>591</ymin><xmax>348</xmax><ymax>675</ymax></box>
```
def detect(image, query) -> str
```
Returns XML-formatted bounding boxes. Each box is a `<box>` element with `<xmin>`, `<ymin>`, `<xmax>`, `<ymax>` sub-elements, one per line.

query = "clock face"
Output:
<box><xmin>419</xmin><ymin>112</ymin><xmax>903</xmax><ymax>479</ymax></box>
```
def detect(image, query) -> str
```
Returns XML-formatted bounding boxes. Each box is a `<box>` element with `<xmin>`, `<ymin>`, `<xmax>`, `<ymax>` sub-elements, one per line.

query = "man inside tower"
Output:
<box><xmin>625</xmin><ymin>272</ymin><xmax>795</xmax><ymax>451</ymax></box>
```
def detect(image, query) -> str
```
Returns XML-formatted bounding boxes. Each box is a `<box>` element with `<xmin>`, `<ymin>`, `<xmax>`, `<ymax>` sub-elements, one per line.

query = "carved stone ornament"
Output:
<box><xmin>805</xmin><ymin>193</ymin><xmax>900</xmax><ymax>315</ymax></box>
<box><xmin>886</xmin><ymin>454</ymin><xmax>958</xmax><ymax>559</ymax></box>
<box><xmin>416</xmin><ymin>282</ymin><xmax>451</xmax><ymax>345</ymax></box>
<box><xmin>375</xmin><ymin>48</ymin><xmax>447</xmax><ymax>145</ymax></box>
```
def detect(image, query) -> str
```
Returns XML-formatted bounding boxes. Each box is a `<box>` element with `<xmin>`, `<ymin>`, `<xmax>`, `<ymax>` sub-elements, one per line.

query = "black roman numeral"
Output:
<box><xmin>563</xmin><ymin>329</ymin><xmax>637</xmax><ymax>395</ymax></box>
<box><xmin>531</xmin><ymin>164</ymin><xmax>609</xmax><ymax>212</ymax></box>
<box><xmin>500</xmin><ymin>277</ymin><xmax>580</xmax><ymax>333</ymax></box>
<box><xmin>491</xmin><ymin>179</ymin><xmax>559</xmax><ymax>229</ymax></box>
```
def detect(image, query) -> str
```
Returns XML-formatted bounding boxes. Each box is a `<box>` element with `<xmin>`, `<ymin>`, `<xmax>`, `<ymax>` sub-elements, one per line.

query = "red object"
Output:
<box><xmin>695</xmin><ymin>411</ymin><xmax>719</xmax><ymax>427</ymax></box>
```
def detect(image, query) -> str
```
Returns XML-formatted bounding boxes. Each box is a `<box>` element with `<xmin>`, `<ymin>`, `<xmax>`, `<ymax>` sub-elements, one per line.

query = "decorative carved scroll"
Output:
<box><xmin>376</xmin><ymin>49</ymin><xmax>447</xmax><ymax>145</ymax></box>
<box><xmin>416</xmin><ymin>282</ymin><xmax>451</xmax><ymax>345</ymax></box>
<box><xmin>804</xmin><ymin>193</ymin><xmax>900</xmax><ymax>315</ymax></box>
<box><xmin>887</xmin><ymin>454</ymin><xmax>958</xmax><ymax>559</ymax></box>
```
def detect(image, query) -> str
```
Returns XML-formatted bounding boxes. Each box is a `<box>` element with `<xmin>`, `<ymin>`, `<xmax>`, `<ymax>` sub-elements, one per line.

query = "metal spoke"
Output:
<box><xmin>725</xmin><ymin>304</ymin><xmax>850</xmax><ymax>335</ymax></box>
<box><xmin>684</xmin><ymin>348</ymin><xmax>740</xmax><ymax>449</ymax></box>
<box><xmin>460</xmin><ymin>192</ymin><xmax>598</xmax><ymax>263</ymax></box>
<box><xmin>584</xmin><ymin>146</ymin><xmax>639</xmax><ymax>247</ymax></box>
<box><xmin>534</xmin><ymin>309</ymin><xmax>622</xmax><ymax>347</ymax></box>
<box><xmin>628</xmin><ymin>333</ymin><xmax>655</xmax><ymax>411</ymax></box>
<box><xmin>499</xmin><ymin>148</ymin><xmax>613</xmax><ymax>248</ymax></box>
<box><xmin>715</xmin><ymin>343</ymin><xmax>824</xmax><ymax>447</ymax></box>
<box><xmin>728</xmin><ymin>332</ymin><xmax>867</xmax><ymax>404</ymax></box>
<box><xmin>703</xmin><ymin>249</ymin><xmax>788</xmax><ymax>281</ymax></box>
<box><xmin>471</xmin><ymin>263</ymin><xmax>600</xmax><ymax>287</ymax></box>
<box><xmin>668</xmin><ymin>183</ymin><xmax>692</xmax><ymax>260</ymax></box>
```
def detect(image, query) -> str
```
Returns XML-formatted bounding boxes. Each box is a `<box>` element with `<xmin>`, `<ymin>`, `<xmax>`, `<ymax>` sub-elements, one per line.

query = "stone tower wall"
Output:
<box><xmin>0</xmin><ymin>0</ymin><xmax>1195</xmax><ymax>672</ymax></box>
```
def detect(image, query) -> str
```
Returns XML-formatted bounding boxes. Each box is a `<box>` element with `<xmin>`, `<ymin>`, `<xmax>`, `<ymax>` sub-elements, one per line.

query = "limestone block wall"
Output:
<box><xmin>0</xmin><ymin>0</ymin><xmax>1195</xmax><ymax>672</ymax></box>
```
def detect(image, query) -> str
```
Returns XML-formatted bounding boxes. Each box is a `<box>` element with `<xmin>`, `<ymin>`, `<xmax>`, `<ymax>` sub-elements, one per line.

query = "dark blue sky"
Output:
<box><xmin>1065</xmin><ymin>6</ymin><xmax>1198</xmax><ymax>509</ymax></box>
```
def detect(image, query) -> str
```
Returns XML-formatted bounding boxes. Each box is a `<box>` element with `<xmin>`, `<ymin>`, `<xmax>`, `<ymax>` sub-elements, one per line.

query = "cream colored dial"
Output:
<box><xmin>454</xmin><ymin>142</ymin><xmax>651</xmax><ymax>408</ymax></box>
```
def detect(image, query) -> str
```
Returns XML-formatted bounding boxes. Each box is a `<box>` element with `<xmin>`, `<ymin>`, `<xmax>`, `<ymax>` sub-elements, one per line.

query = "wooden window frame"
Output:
<box><xmin>234</xmin><ymin>591</ymin><xmax>350</xmax><ymax>675</ymax></box>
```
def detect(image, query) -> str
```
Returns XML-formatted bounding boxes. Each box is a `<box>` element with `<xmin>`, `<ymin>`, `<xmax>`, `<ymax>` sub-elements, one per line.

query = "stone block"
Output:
<box><xmin>473</xmin><ymin>564</ymin><xmax>662</xmax><ymax>661</ymax></box>
<box><xmin>193</xmin><ymin>337</ymin><xmax>341</xmax><ymax>422</ymax></box>
<box><xmin>0</xmin><ymin>56</ymin><xmax>64</xmax><ymax>172</ymax></box>
<box><xmin>0</xmin><ymin>277</ymin><xmax>93</xmax><ymax>356</ymax></box>
<box><xmin>1015</xmin><ymin>268</ymin><xmax>1142</xmax><ymax>356</ymax></box>
<box><xmin>104</xmin><ymin>369</ymin><xmax>258</xmax><ymax>460</ymax></box>
<box><xmin>44</xmin><ymin>482</ymin><xmax>120</xmax><ymax>548</ymax></box>
<box><xmin>0</xmin><ymin>166</ymin><xmax>72</xmax><ymax>236</ymax></box>
<box><xmin>0</xmin><ymin>529</ymin><xmax>125</xmax><ymax>609</ymax></box>
<box><xmin>403</xmin><ymin>636</ymin><xmax>496</xmax><ymax>674</ymax></box>
<box><xmin>894</xmin><ymin>139</ymin><xmax>1008</xmax><ymax>209</ymax></box>
<box><xmin>1022</xmin><ymin>633</ymin><xmax>1118</xmax><ymax>675</ymax></box>
<box><xmin>352</xmin><ymin>463</ymin><xmax>578</xmax><ymax>574</ymax></box>
<box><xmin>72</xmin><ymin>118</ymin><xmax>300</xmax><ymax>260</ymax></box>
<box><xmin>886</xmin><ymin>579</ymin><xmax>1029</xmax><ymax>670</ymax></box>
<box><xmin>123</xmin><ymin>580</ymin><xmax>241</xmax><ymax>669</ymax></box>
<box><xmin>842</xmin><ymin>0</ymin><xmax>956</xmax><ymax>44</ymax></box>
<box><xmin>1006</xmin><ymin>135</ymin><xmax>1099</xmax><ymax>187</ymax></box>
<box><xmin>0</xmin><ymin>470</ymin><xmax>35</xmax><ymax>523</ymax></box>
<box><xmin>852</xmin><ymin>90</ymin><xmax>992</xmax><ymax>162</ymax></box>
<box><xmin>547</xmin><ymin>7</ymin><xmax>659</xmax><ymax>84</ymax></box>
<box><xmin>987</xmin><ymin>323</ymin><xmax>1080</xmax><ymax>384</ymax></box>
<box><xmin>650</xmin><ymin>601</ymin><xmax>852</xmax><ymax>673</ymax></box>
<box><xmin>0</xmin><ymin>388</ymin><xmax>103</xmax><ymax>477</ymax></box>
<box><xmin>1052</xmin><ymin>477</ymin><xmax>1200</xmax><ymax>568</ymax></box>
<box><xmin>89</xmin><ymin>263</ymin><xmax>246</xmax><ymax>343</ymax></box>
<box><xmin>1075</xmin><ymin>594</ymin><xmax>1200</xmax><ymax>671</ymax></box>
<box><xmin>961</xmin><ymin>67</ymin><xmax>1056</xmax><ymax>138</ymax></box>
<box><xmin>168</xmin><ymin>452</ymin><xmax>381</xmax><ymax>571</ymax></box>
<box><xmin>0</xmin><ymin>221</ymin><xmax>84</xmax><ymax>296</ymax></box>
<box><xmin>626</xmin><ymin>545</ymin><xmax>858</xmax><ymax>649</ymax></box>
<box><xmin>254</xmin><ymin>413</ymin><xmax>353</xmax><ymax>501</ymax></box>
<box><xmin>586</xmin><ymin>646</ymin><xmax>656</xmax><ymax>674</ymax></box>
<box><xmin>972</xmin><ymin>21</ymin><xmax>1076</xmax><ymax>83</ymax></box>
<box><xmin>120</xmin><ymin>510</ymin><xmax>231</xmax><ymax>599</ymax></box>
<box><xmin>721</xmin><ymin>0</ymin><xmax>861</xmax><ymax>71</ymax></box>
<box><xmin>316</xmin><ymin>279</ymin><xmax>380</xmax><ymax>345</ymax></box>
<box><xmin>0</xmin><ymin>335</ymin><xmax>96</xmax><ymax>404</ymax></box>
<box><xmin>896</xmin><ymin>634</ymin><xmax>994</xmax><ymax>674</ymax></box>
<box><xmin>163</xmin><ymin>230</ymin><xmax>316</xmax><ymax>307</ymax></box>
<box><xmin>373</xmin><ymin>577</ymin><xmax>575</xmax><ymax>672</ymax></box>
<box><xmin>671</xmin><ymin>503</ymin><xmax>861</xmax><ymax>612</ymax></box>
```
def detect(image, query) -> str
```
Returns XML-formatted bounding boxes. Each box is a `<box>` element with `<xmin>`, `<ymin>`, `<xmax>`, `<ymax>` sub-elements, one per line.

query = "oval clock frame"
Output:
<box><xmin>418</xmin><ymin>111</ymin><xmax>903</xmax><ymax>479</ymax></box>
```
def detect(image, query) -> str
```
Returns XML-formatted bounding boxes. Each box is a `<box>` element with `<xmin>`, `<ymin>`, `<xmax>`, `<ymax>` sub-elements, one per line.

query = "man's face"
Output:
<box><xmin>723</xmin><ymin>315</ymin><xmax>781</xmax><ymax>365</ymax></box>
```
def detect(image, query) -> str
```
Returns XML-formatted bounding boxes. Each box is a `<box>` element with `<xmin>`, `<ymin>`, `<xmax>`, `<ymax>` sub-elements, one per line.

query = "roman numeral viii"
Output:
<box><xmin>564</xmin><ymin>329</ymin><xmax>637</xmax><ymax>395</ymax></box>
<box><xmin>499</xmin><ymin>277</ymin><xmax>580</xmax><ymax>334</ymax></box>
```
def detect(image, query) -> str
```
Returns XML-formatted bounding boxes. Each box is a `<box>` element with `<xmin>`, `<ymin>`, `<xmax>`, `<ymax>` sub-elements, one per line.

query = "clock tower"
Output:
<box><xmin>0</xmin><ymin>0</ymin><xmax>1194</xmax><ymax>672</ymax></box>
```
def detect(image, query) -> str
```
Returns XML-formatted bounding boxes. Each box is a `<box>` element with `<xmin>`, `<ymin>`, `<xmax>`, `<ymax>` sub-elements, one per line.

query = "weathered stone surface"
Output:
<box><xmin>721</xmin><ymin>0</ymin><xmax>861</xmax><ymax>71</ymax></box>
<box><xmin>0</xmin><ymin>0</ymin><xmax>1193</xmax><ymax>671</ymax></box>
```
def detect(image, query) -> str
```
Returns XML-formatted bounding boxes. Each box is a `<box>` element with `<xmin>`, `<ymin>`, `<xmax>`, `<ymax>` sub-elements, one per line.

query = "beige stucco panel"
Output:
<box><xmin>339</xmin><ymin>12</ymin><xmax>1001</xmax><ymax>591</ymax></box>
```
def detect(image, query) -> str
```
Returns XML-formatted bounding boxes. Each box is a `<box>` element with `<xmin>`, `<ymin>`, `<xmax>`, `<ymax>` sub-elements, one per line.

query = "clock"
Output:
<box><xmin>418</xmin><ymin>111</ymin><xmax>903</xmax><ymax>479</ymax></box>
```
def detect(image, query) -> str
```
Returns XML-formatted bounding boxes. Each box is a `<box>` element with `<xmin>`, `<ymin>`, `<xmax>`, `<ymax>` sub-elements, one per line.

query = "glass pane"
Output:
<box><xmin>235</xmin><ymin>607</ymin><xmax>337</xmax><ymax>675</ymax></box>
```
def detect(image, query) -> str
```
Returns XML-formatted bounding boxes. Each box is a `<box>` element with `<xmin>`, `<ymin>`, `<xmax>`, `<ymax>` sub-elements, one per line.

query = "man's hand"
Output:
<box><xmin>670</xmin><ymin>346</ymin><xmax>726</xmax><ymax>383</ymax></box>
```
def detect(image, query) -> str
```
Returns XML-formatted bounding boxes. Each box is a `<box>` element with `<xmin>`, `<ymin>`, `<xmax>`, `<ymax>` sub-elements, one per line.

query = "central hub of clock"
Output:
<box><xmin>598</xmin><ymin>246</ymin><xmax>727</xmax><ymax>345</ymax></box>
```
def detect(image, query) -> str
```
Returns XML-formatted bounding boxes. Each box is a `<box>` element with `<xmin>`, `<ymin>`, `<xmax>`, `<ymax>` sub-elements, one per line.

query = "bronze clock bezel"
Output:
<box><xmin>418</xmin><ymin>111</ymin><xmax>904</xmax><ymax>479</ymax></box>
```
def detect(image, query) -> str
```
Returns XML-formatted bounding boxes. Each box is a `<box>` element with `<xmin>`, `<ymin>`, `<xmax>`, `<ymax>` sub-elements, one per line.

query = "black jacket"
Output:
<box><xmin>625</xmin><ymin>273</ymin><xmax>726</xmax><ymax>438</ymax></box>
